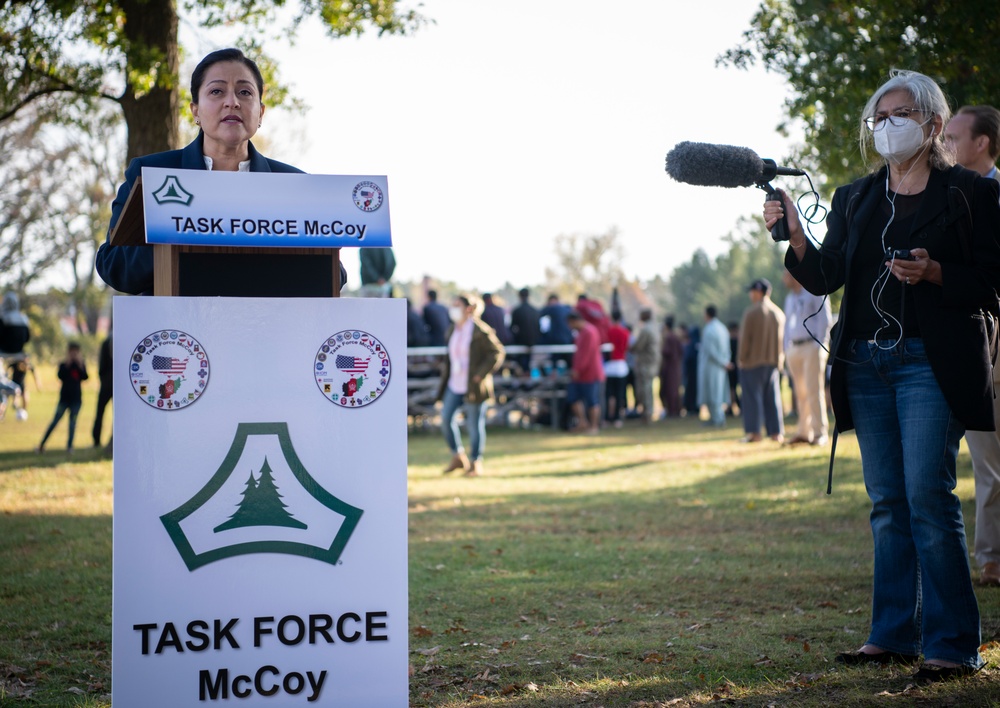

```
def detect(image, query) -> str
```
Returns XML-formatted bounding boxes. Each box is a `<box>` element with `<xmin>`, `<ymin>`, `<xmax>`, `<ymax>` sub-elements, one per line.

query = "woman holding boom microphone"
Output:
<box><xmin>765</xmin><ymin>70</ymin><xmax>1000</xmax><ymax>681</ymax></box>
<box><xmin>96</xmin><ymin>48</ymin><xmax>346</xmax><ymax>295</ymax></box>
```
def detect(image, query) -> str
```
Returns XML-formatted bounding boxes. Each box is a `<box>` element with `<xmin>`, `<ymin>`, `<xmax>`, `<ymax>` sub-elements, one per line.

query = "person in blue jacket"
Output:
<box><xmin>96</xmin><ymin>48</ymin><xmax>347</xmax><ymax>296</ymax></box>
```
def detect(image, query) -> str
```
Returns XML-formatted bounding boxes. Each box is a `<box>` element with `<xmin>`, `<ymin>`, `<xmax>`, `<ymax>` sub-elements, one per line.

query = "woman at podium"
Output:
<box><xmin>96</xmin><ymin>48</ymin><xmax>347</xmax><ymax>296</ymax></box>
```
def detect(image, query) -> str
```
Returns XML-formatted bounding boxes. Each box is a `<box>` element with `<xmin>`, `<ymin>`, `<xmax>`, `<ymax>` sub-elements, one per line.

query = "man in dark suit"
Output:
<box><xmin>423</xmin><ymin>290</ymin><xmax>451</xmax><ymax>346</ymax></box>
<box><xmin>481</xmin><ymin>293</ymin><xmax>512</xmax><ymax>344</ymax></box>
<box><xmin>510</xmin><ymin>288</ymin><xmax>540</xmax><ymax>372</ymax></box>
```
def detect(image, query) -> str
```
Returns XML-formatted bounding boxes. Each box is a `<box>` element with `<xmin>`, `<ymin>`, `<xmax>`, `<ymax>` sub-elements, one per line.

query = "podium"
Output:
<box><xmin>108</xmin><ymin>177</ymin><xmax>343</xmax><ymax>297</ymax></box>
<box><xmin>110</xmin><ymin>169</ymin><xmax>408</xmax><ymax>706</ymax></box>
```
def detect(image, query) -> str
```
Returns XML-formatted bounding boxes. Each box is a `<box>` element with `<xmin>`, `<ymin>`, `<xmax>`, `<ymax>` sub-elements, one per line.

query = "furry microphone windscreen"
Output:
<box><xmin>665</xmin><ymin>141</ymin><xmax>764</xmax><ymax>188</ymax></box>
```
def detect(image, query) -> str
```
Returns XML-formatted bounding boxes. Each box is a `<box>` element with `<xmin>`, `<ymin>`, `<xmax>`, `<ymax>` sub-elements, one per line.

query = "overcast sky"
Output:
<box><xmin>187</xmin><ymin>0</ymin><xmax>802</xmax><ymax>291</ymax></box>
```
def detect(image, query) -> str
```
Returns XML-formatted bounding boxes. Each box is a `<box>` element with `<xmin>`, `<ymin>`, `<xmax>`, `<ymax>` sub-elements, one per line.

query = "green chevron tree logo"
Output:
<box><xmin>152</xmin><ymin>175</ymin><xmax>194</xmax><ymax>205</ymax></box>
<box><xmin>161</xmin><ymin>422</ymin><xmax>363</xmax><ymax>571</ymax></box>
<box><xmin>213</xmin><ymin>457</ymin><xmax>308</xmax><ymax>532</ymax></box>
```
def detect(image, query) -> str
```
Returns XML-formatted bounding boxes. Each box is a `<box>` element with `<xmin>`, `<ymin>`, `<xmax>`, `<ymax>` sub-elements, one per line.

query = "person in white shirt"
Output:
<box><xmin>781</xmin><ymin>269</ymin><xmax>832</xmax><ymax>445</ymax></box>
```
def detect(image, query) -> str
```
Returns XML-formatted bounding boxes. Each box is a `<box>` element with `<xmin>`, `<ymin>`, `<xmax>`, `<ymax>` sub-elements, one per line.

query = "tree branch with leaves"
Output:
<box><xmin>720</xmin><ymin>0</ymin><xmax>1000</xmax><ymax>192</ymax></box>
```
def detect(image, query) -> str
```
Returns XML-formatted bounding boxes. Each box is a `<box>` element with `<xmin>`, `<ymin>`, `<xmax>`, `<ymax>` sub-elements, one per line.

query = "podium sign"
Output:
<box><xmin>112</xmin><ymin>296</ymin><xmax>408</xmax><ymax>706</ymax></box>
<box><xmin>141</xmin><ymin>167</ymin><xmax>392</xmax><ymax>248</ymax></box>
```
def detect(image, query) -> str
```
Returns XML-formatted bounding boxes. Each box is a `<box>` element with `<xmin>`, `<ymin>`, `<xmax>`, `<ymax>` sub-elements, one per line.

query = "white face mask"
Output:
<box><xmin>874</xmin><ymin>116</ymin><xmax>931</xmax><ymax>164</ymax></box>
<box><xmin>449</xmin><ymin>306</ymin><xmax>466</xmax><ymax>323</ymax></box>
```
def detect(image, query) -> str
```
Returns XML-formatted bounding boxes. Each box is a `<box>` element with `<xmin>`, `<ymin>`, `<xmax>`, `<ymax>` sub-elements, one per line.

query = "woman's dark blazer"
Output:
<box><xmin>786</xmin><ymin>165</ymin><xmax>1000</xmax><ymax>433</ymax></box>
<box><xmin>95</xmin><ymin>134</ymin><xmax>347</xmax><ymax>295</ymax></box>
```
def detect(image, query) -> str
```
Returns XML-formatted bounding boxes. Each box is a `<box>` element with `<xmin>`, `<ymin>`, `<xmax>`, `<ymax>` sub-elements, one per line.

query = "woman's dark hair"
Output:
<box><xmin>190</xmin><ymin>48</ymin><xmax>265</xmax><ymax>104</ymax></box>
<box><xmin>455</xmin><ymin>293</ymin><xmax>483</xmax><ymax>316</ymax></box>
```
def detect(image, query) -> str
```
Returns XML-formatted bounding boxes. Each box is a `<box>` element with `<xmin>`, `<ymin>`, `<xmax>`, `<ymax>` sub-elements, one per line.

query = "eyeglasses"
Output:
<box><xmin>864</xmin><ymin>107</ymin><xmax>924</xmax><ymax>131</ymax></box>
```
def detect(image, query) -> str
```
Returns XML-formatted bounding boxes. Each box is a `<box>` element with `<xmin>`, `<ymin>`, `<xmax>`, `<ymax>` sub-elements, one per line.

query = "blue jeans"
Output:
<box><xmin>845</xmin><ymin>338</ymin><xmax>982</xmax><ymax>667</ymax></box>
<box><xmin>739</xmin><ymin>365</ymin><xmax>783</xmax><ymax>437</ymax></box>
<box><xmin>441</xmin><ymin>388</ymin><xmax>487</xmax><ymax>462</ymax></box>
<box><xmin>40</xmin><ymin>401</ymin><xmax>81</xmax><ymax>450</ymax></box>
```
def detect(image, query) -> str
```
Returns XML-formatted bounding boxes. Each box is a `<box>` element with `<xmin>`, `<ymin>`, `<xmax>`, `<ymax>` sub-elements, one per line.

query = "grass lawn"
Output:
<box><xmin>2</xmin><ymin>380</ymin><xmax>1000</xmax><ymax>706</ymax></box>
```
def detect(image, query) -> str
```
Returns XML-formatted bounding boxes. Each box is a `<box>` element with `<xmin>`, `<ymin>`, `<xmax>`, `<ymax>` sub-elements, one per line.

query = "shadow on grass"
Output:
<box><xmin>0</xmin><ymin>447</ymin><xmax>110</xmax><ymax>473</ymax></box>
<box><xmin>407</xmin><ymin>426</ymin><xmax>1000</xmax><ymax>707</ymax></box>
<box><xmin>0</xmin><ymin>512</ymin><xmax>112</xmax><ymax>706</ymax></box>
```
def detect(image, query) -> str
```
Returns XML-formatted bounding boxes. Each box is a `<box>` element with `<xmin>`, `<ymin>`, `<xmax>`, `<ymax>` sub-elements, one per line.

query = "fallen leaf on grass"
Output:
<box><xmin>753</xmin><ymin>656</ymin><xmax>775</xmax><ymax>666</ymax></box>
<box><xmin>570</xmin><ymin>652</ymin><xmax>605</xmax><ymax>664</ymax></box>
<box><xmin>412</xmin><ymin>625</ymin><xmax>434</xmax><ymax>638</ymax></box>
<box><xmin>712</xmin><ymin>681</ymin><xmax>733</xmax><ymax>698</ymax></box>
<box><xmin>0</xmin><ymin>663</ymin><xmax>28</xmax><ymax>678</ymax></box>
<box><xmin>415</xmin><ymin>646</ymin><xmax>441</xmax><ymax>656</ymax></box>
<box><xmin>0</xmin><ymin>680</ymin><xmax>33</xmax><ymax>700</ymax></box>
<box><xmin>640</xmin><ymin>650</ymin><xmax>677</xmax><ymax>664</ymax></box>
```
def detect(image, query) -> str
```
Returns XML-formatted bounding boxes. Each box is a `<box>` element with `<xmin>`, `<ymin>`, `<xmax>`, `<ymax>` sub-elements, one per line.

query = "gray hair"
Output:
<box><xmin>859</xmin><ymin>69</ymin><xmax>953</xmax><ymax>171</ymax></box>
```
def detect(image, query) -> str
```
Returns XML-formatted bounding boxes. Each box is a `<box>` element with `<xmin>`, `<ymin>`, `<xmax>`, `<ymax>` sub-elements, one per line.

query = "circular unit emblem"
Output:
<box><xmin>352</xmin><ymin>181</ymin><xmax>383</xmax><ymax>213</ymax></box>
<box><xmin>129</xmin><ymin>330</ymin><xmax>210</xmax><ymax>411</ymax></box>
<box><xmin>315</xmin><ymin>330</ymin><xmax>391</xmax><ymax>408</ymax></box>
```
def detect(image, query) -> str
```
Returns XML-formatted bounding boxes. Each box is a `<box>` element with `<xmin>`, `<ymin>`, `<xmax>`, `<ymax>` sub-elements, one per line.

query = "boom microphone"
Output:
<box><xmin>664</xmin><ymin>141</ymin><xmax>805</xmax><ymax>188</ymax></box>
<box><xmin>664</xmin><ymin>141</ymin><xmax>805</xmax><ymax>242</ymax></box>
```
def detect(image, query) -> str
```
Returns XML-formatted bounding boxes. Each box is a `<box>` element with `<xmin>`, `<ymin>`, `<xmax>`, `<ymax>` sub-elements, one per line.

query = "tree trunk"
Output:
<box><xmin>117</xmin><ymin>0</ymin><xmax>180</xmax><ymax>161</ymax></box>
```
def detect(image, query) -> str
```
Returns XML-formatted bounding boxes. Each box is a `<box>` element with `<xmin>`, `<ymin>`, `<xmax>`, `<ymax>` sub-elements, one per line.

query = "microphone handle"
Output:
<box><xmin>765</xmin><ymin>188</ymin><xmax>791</xmax><ymax>242</ymax></box>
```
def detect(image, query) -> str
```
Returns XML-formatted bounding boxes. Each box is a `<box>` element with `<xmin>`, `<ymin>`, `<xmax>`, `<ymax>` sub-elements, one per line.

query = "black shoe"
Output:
<box><xmin>835</xmin><ymin>649</ymin><xmax>920</xmax><ymax>666</ymax></box>
<box><xmin>912</xmin><ymin>663</ymin><xmax>981</xmax><ymax>682</ymax></box>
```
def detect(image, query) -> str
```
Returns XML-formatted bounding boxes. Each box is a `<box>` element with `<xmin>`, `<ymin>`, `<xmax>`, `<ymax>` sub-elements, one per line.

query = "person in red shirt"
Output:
<box><xmin>604</xmin><ymin>313</ymin><xmax>631</xmax><ymax>427</ymax></box>
<box><xmin>576</xmin><ymin>294</ymin><xmax>610</xmax><ymax>343</ymax></box>
<box><xmin>567</xmin><ymin>310</ymin><xmax>606</xmax><ymax>434</ymax></box>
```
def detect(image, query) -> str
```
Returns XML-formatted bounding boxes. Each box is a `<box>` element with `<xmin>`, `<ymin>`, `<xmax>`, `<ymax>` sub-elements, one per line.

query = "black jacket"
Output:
<box><xmin>787</xmin><ymin>165</ymin><xmax>1000</xmax><ymax>432</ymax></box>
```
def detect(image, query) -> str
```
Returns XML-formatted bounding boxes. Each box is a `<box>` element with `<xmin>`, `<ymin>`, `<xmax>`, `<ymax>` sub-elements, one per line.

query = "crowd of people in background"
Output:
<box><xmin>398</xmin><ymin>272</ymin><xmax>838</xmax><ymax>448</ymax></box>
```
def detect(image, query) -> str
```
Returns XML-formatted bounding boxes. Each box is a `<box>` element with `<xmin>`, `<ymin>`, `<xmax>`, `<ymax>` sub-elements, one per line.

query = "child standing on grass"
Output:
<box><xmin>37</xmin><ymin>342</ymin><xmax>88</xmax><ymax>454</ymax></box>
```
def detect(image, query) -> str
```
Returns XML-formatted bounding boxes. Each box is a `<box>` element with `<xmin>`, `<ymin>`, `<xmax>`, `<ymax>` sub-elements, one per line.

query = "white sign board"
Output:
<box><xmin>112</xmin><ymin>297</ymin><xmax>408</xmax><ymax>707</ymax></box>
<box><xmin>141</xmin><ymin>167</ymin><xmax>392</xmax><ymax>248</ymax></box>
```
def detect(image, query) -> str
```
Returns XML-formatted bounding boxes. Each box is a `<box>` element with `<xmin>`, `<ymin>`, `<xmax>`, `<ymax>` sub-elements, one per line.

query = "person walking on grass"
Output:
<box><xmin>437</xmin><ymin>293</ymin><xmax>505</xmax><ymax>477</ymax></box>
<box><xmin>37</xmin><ymin>342</ymin><xmax>88</xmax><ymax>454</ymax></box>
